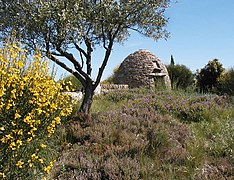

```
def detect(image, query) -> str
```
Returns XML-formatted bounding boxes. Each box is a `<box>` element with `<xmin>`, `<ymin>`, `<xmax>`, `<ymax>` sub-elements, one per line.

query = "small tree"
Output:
<box><xmin>0</xmin><ymin>0</ymin><xmax>171</xmax><ymax>113</ymax></box>
<box><xmin>167</xmin><ymin>64</ymin><xmax>194</xmax><ymax>90</ymax></box>
<box><xmin>196</xmin><ymin>59</ymin><xmax>224</xmax><ymax>93</ymax></box>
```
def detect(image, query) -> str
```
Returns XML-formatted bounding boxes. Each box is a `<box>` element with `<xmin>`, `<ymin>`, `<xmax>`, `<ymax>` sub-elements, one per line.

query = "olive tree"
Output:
<box><xmin>0</xmin><ymin>0</ymin><xmax>171</xmax><ymax>113</ymax></box>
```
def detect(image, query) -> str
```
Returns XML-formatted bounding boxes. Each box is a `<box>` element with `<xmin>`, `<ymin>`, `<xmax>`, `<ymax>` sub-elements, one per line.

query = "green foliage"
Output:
<box><xmin>0</xmin><ymin>1</ymin><xmax>171</xmax><ymax>49</ymax></box>
<box><xmin>196</xmin><ymin>59</ymin><xmax>224</xmax><ymax>93</ymax></box>
<box><xmin>187</xmin><ymin>107</ymin><xmax>234</xmax><ymax>178</ymax></box>
<box><xmin>217</xmin><ymin>68</ymin><xmax>234</xmax><ymax>95</ymax></box>
<box><xmin>61</xmin><ymin>75</ymin><xmax>83</xmax><ymax>92</ymax></box>
<box><xmin>167</xmin><ymin>64</ymin><xmax>194</xmax><ymax>90</ymax></box>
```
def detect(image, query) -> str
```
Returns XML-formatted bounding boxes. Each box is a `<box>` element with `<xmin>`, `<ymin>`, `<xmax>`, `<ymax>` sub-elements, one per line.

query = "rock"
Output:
<box><xmin>63</xmin><ymin>92</ymin><xmax>83</xmax><ymax>103</ymax></box>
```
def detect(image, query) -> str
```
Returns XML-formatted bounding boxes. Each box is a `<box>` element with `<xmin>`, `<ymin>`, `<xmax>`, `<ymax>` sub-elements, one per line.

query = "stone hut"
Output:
<box><xmin>113</xmin><ymin>49</ymin><xmax>171</xmax><ymax>89</ymax></box>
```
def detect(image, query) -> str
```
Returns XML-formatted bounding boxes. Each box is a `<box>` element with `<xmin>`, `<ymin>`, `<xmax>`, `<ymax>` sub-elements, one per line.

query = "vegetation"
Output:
<box><xmin>167</xmin><ymin>64</ymin><xmax>194</xmax><ymax>90</ymax></box>
<box><xmin>0</xmin><ymin>42</ymin><xmax>73</xmax><ymax>179</ymax></box>
<box><xmin>0</xmin><ymin>1</ymin><xmax>234</xmax><ymax>177</ymax></box>
<box><xmin>101</xmin><ymin>65</ymin><xmax>120</xmax><ymax>84</ymax></box>
<box><xmin>60</xmin><ymin>75</ymin><xmax>83</xmax><ymax>92</ymax></box>
<box><xmin>48</xmin><ymin>89</ymin><xmax>234</xmax><ymax>179</ymax></box>
<box><xmin>217</xmin><ymin>68</ymin><xmax>234</xmax><ymax>96</ymax></box>
<box><xmin>196</xmin><ymin>59</ymin><xmax>224</xmax><ymax>93</ymax></box>
<box><xmin>0</xmin><ymin>0</ymin><xmax>171</xmax><ymax>113</ymax></box>
<box><xmin>0</xmin><ymin>42</ymin><xmax>233</xmax><ymax>179</ymax></box>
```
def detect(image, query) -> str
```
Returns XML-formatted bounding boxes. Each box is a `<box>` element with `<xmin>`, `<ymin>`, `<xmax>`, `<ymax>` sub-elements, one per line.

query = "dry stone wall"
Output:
<box><xmin>100</xmin><ymin>84</ymin><xmax>128</xmax><ymax>93</ymax></box>
<box><xmin>113</xmin><ymin>49</ymin><xmax>171</xmax><ymax>89</ymax></box>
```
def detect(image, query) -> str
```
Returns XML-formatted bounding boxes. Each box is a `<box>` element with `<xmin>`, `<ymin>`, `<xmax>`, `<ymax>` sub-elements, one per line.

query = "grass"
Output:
<box><xmin>46</xmin><ymin>88</ymin><xmax>234</xmax><ymax>179</ymax></box>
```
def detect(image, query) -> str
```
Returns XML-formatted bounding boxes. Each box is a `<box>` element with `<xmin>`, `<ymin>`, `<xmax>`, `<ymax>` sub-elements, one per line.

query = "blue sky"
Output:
<box><xmin>55</xmin><ymin>0</ymin><xmax>234</xmax><ymax>80</ymax></box>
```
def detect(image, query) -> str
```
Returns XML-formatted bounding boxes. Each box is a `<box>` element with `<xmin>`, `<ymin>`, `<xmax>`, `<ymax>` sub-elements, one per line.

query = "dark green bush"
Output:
<box><xmin>167</xmin><ymin>64</ymin><xmax>194</xmax><ymax>90</ymax></box>
<box><xmin>196</xmin><ymin>59</ymin><xmax>224</xmax><ymax>93</ymax></box>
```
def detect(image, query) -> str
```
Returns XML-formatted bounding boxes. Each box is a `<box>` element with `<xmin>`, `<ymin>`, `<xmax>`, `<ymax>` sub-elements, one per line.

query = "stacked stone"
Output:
<box><xmin>113</xmin><ymin>49</ymin><xmax>171</xmax><ymax>89</ymax></box>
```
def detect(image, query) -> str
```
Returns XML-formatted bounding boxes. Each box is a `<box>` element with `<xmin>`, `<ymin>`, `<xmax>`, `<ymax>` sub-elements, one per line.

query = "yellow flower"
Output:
<box><xmin>40</xmin><ymin>143</ymin><xmax>47</xmax><ymax>149</ymax></box>
<box><xmin>0</xmin><ymin>172</ymin><xmax>6</xmax><ymax>178</ymax></box>
<box><xmin>37</xmin><ymin>108</ymin><xmax>43</xmax><ymax>115</ymax></box>
<box><xmin>44</xmin><ymin>161</ymin><xmax>54</xmax><ymax>174</ymax></box>
<box><xmin>27</xmin><ymin>160</ymin><xmax>33</xmax><ymax>167</ymax></box>
<box><xmin>0</xmin><ymin>42</ymin><xmax>73</xmax><ymax>176</ymax></box>
<box><xmin>11</xmin><ymin>122</ymin><xmax>16</xmax><ymax>126</ymax></box>
<box><xmin>31</xmin><ymin>153</ymin><xmax>38</xmax><ymax>161</ymax></box>
<box><xmin>0</xmin><ymin>127</ymin><xmax>5</xmax><ymax>131</ymax></box>
<box><xmin>26</xmin><ymin>137</ymin><xmax>32</xmax><ymax>143</ymax></box>
<box><xmin>54</xmin><ymin>117</ymin><xmax>61</xmax><ymax>124</ymax></box>
<box><xmin>16</xmin><ymin>140</ymin><xmax>22</xmax><ymax>147</ymax></box>
<box><xmin>17</xmin><ymin>129</ymin><xmax>23</xmax><ymax>135</ymax></box>
<box><xmin>9</xmin><ymin>142</ymin><xmax>16</xmax><ymax>150</ymax></box>
<box><xmin>1</xmin><ymin>136</ymin><xmax>7</xmax><ymax>143</ymax></box>
<box><xmin>5</xmin><ymin>134</ymin><xmax>13</xmax><ymax>140</ymax></box>
<box><xmin>38</xmin><ymin>158</ymin><xmax>44</xmax><ymax>164</ymax></box>
<box><xmin>18</xmin><ymin>61</ymin><xmax>24</xmax><ymax>68</ymax></box>
<box><xmin>15</xmin><ymin>113</ymin><xmax>21</xmax><ymax>119</ymax></box>
<box><xmin>16</xmin><ymin>160</ymin><xmax>24</xmax><ymax>168</ymax></box>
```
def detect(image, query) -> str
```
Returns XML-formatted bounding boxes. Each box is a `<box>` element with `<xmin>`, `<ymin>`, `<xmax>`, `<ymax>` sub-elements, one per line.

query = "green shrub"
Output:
<box><xmin>167</xmin><ymin>64</ymin><xmax>194</xmax><ymax>90</ymax></box>
<box><xmin>196</xmin><ymin>59</ymin><xmax>224</xmax><ymax>93</ymax></box>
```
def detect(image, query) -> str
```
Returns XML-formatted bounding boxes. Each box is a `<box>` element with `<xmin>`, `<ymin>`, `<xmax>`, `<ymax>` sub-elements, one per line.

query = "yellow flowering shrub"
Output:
<box><xmin>0</xmin><ymin>42</ymin><xmax>73</xmax><ymax>179</ymax></box>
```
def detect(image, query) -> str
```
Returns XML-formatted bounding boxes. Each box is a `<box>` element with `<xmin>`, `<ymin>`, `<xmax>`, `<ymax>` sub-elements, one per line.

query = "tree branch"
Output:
<box><xmin>101</xmin><ymin>24</ymin><xmax>108</xmax><ymax>50</ymax></box>
<box><xmin>95</xmin><ymin>40</ymin><xmax>113</xmax><ymax>88</ymax></box>
<box><xmin>95</xmin><ymin>24</ymin><xmax>122</xmax><ymax>88</ymax></box>
<box><xmin>73</xmin><ymin>42</ymin><xmax>86</xmax><ymax>68</ymax></box>
<box><xmin>46</xmin><ymin>53</ymin><xmax>86</xmax><ymax>86</ymax></box>
<box><xmin>84</xmin><ymin>37</ymin><xmax>93</xmax><ymax>76</ymax></box>
<box><xmin>73</xmin><ymin>41</ymin><xmax>88</xmax><ymax>59</ymax></box>
<box><xmin>56</xmin><ymin>47</ymin><xmax>92</xmax><ymax>81</ymax></box>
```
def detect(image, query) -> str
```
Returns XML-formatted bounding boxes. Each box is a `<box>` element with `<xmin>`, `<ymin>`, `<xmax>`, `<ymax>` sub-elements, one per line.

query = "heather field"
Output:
<box><xmin>47</xmin><ymin>89</ymin><xmax>234</xmax><ymax>179</ymax></box>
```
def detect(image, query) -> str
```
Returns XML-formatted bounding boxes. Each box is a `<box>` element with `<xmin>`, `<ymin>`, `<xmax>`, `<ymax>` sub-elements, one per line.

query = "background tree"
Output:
<box><xmin>167</xmin><ymin>64</ymin><xmax>194</xmax><ymax>90</ymax></box>
<box><xmin>101</xmin><ymin>64</ymin><xmax>120</xmax><ymax>84</ymax></box>
<box><xmin>0</xmin><ymin>0</ymin><xmax>171</xmax><ymax>113</ymax></box>
<box><xmin>196</xmin><ymin>59</ymin><xmax>224</xmax><ymax>93</ymax></box>
<box><xmin>217</xmin><ymin>68</ymin><xmax>234</xmax><ymax>96</ymax></box>
<box><xmin>170</xmin><ymin>54</ymin><xmax>175</xmax><ymax>65</ymax></box>
<box><xmin>61</xmin><ymin>75</ymin><xmax>83</xmax><ymax>92</ymax></box>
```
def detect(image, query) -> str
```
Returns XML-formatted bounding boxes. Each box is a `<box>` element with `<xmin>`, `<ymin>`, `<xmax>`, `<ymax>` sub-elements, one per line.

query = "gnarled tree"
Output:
<box><xmin>0</xmin><ymin>0</ymin><xmax>171</xmax><ymax>113</ymax></box>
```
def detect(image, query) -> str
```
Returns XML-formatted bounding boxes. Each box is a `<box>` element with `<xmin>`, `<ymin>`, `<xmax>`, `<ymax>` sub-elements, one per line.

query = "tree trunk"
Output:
<box><xmin>79</xmin><ymin>81</ymin><xmax>94</xmax><ymax>114</ymax></box>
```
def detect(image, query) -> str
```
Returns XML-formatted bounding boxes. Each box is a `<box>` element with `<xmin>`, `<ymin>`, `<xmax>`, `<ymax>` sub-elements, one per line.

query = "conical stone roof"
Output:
<box><xmin>113</xmin><ymin>49</ymin><xmax>171</xmax><ymax>89</ymax></box>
